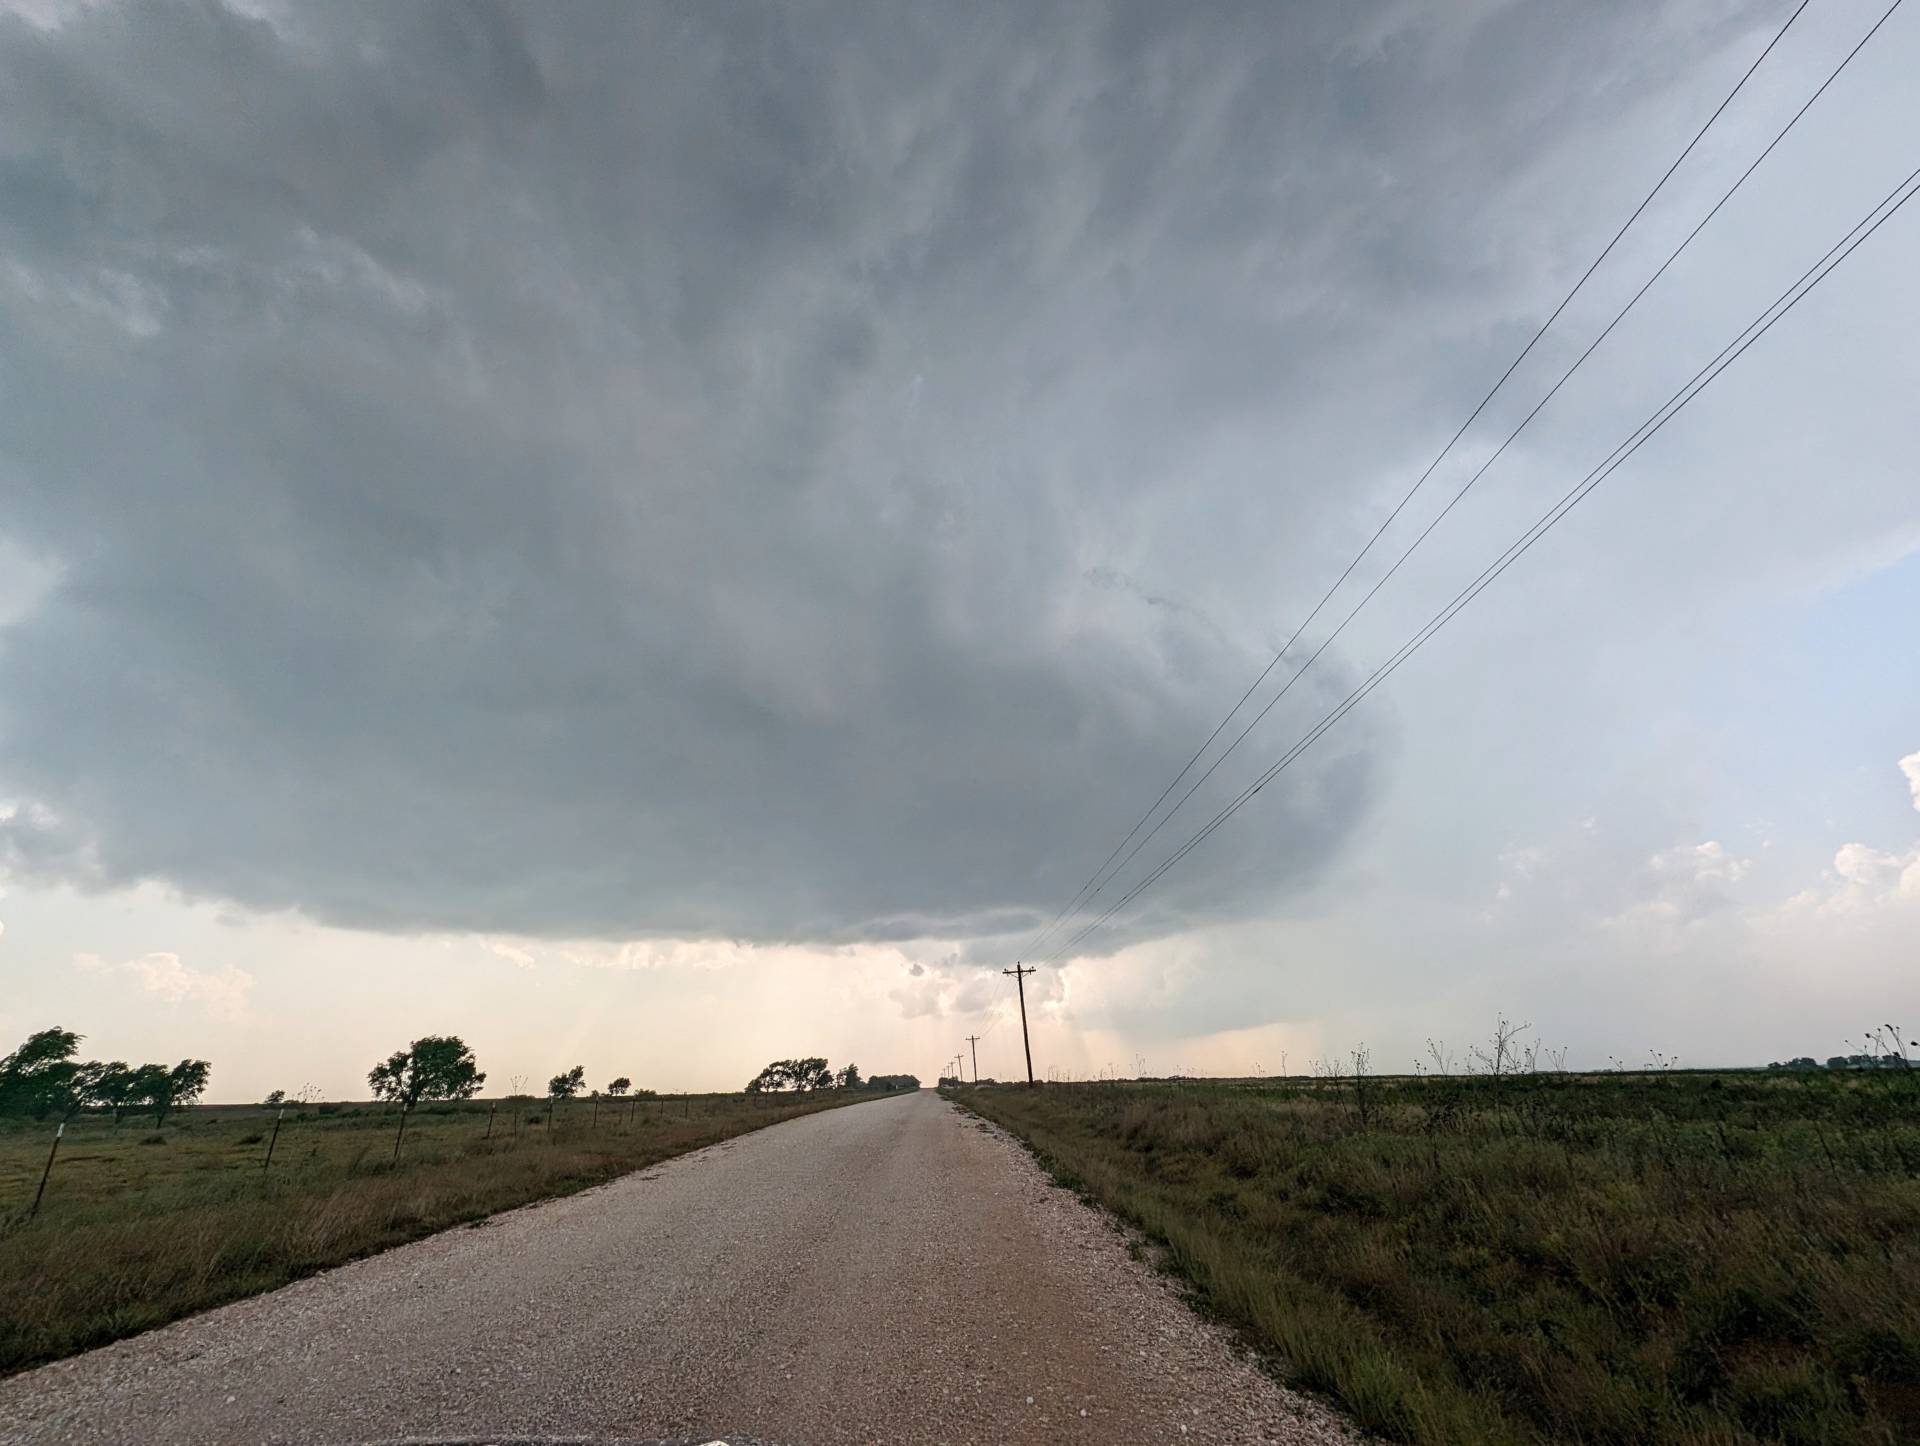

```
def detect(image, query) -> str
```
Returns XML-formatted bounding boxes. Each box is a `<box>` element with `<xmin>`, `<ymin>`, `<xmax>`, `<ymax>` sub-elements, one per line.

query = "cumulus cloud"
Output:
<box><xmin>1649</xmin><ymin>840</ymin><xmax>1750</xmax><ymax>887</ymax></box>
<box><xmin>888</xmin><ymin>952</ymin><xmax>1005</xmax><ymax>1021</ymax></box>
<box><xmin>1612</xmin><ymin>840</ymin><xmax>1751</xmax><ymax>929</ymax></box>
<box><xmin>1780</xmin><ymin>749</ymin><xmax>1920</xmax><ymax>916</ymax></box>
<box><xmin>76</xmin><ymin>951</ymin><xmax>255</xmax><ymax>1022</ymax></box>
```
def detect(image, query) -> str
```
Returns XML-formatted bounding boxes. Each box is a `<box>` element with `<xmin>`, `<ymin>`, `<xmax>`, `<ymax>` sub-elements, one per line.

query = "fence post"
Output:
<box><xmin>485</xmin><ymin>1102</ymin><xmax>497</xmax><ymax>1141</ymax></box>
<box><xmin>30</xmin><ymin>1123</ymin><xmax>65</xmax><ymax>1216</ymax></box>
<box><xmin>262</xmin><ymin>1108</ymin><xmax>285</xmax><ymax>1171</ymax></box>
<box><xmin>392</xmin><ymin>1103</ymin><xmax>411</xmax><ymax>1162</ymax></box>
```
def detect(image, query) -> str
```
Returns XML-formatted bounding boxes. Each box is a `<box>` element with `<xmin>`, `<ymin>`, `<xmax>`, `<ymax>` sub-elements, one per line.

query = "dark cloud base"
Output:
<box><xmin>0</xmin><ymin>0</ymin><xmax>1767</xmax><ymax>944</ymax></box>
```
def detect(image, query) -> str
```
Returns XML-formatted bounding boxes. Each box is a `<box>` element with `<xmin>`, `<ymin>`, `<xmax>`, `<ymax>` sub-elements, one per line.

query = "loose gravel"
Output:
<box><xmin>0</xmin><ymin>1091</ymin><xmax>1359</xmax><ymax>1445</ymax></box>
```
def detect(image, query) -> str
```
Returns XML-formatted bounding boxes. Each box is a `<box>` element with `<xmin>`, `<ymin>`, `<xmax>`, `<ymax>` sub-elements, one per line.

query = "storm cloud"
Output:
<box><xmin>0</xmin><ymin>0</ymin><xmax>1912</xmax><ymax>963</ymax></box>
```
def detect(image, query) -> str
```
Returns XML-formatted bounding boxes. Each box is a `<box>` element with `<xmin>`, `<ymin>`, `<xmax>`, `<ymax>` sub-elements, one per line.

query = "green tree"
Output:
<box><xmin>90</xmin><ymin>1061</ymin><xmax>140</xmax><ymax>1123</ymax></box>
<box><xmin>607</xmin><ymin>1077</ymin><xmax>632</xmax><ymax>1096</ymax></box>
<box><xmin>137</xmin><ymin>1059</ymin><xmax>212</xmax><ymax>1124</ymax></box>
<box><xmin>368</xmin><ymin>1036</ymin><xmax>486</xmax><ymax>1108</ymax></box>
<box><xmin>746</xmin><ymin>1059</ymin><xmax>794</xmax><ymax>1093</ymax></box>
<box><xmin>547</xmin><ymin>1065</ymin><xmax>586</xmax><ymax>1100</ymax></box>
<box><xmin>746</xmin><ymin>1057</ymin><xmax>833</xmax><ymax>1093</ymax></box>
<box><xmin>263</xmin><ymin>1088</ymin><xmax>287</xmax><ymax>1107</ymax></box>
<box><xmin>0</xmin><ymin>1026</ymin><xmax>83</xmax><ymax>1118</ymax></box>
<box><xmin>836</xmin><ymin>1062</ymin><xmax>863</xmax><ymax>1090</ymax></box>
<box><xmin>793</xmin><ymin>1056</ymin><xmax>832</xmax><ymax>1091</ymax></box>
<box><xmin>55</xmin><ymin>1062</ymin><xmax>108</xmax><ymax>1122</ymax></box>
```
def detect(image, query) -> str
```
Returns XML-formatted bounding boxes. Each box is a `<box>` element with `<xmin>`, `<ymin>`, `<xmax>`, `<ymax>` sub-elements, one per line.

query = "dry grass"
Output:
<box><xmin>952</xmin><ymin>1071</ymin><xmax>1920</xmax><ymax>1446</ymax></box>
<box><xmin>0</xmin><ymin>1090</ymin><xmax>877</xmax><ymax>1373</ymax></box>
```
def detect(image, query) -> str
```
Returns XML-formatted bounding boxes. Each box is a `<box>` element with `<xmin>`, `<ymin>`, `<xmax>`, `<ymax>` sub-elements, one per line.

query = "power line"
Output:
<box><xmin>1041</xmin><ymin>159</ymin><xmax>1920</xmax><ymax>965</ymax></box>
<box><xmin>1021</xmin><ymin>2</ymin><xmax>1812</xmax><ymax>971</ymax></box>
<box><xmin>1025</xmin><ymin>0</ymin><xmax>1897</xmax><ymax>956</ymax></box>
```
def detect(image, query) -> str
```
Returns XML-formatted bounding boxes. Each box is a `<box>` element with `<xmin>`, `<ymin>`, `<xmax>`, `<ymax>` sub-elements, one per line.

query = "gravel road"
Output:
<box><xmin>0</xmin><ymin>1091</ymin><xmax>1356</xmax><ymax>1446</ymax></box>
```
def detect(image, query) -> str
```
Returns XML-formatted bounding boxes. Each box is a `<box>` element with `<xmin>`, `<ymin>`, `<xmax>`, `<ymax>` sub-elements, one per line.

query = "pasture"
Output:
<box><xmin>952</xmin><ymin>1069</ymin><xmax>1920</xmax><ymax>1446</ymax></box>
<box><xmin>0</xmin><ymin>1089</ymin><xmax>877</xmax><ymax>1374</ymax></box>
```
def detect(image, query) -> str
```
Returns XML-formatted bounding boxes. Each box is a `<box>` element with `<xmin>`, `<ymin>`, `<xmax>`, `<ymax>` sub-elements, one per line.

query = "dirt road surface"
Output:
<box><xmin>0</xmin><ymin>1090</ymin><xmax>1354</xmax><ymax>1446</ymax></box>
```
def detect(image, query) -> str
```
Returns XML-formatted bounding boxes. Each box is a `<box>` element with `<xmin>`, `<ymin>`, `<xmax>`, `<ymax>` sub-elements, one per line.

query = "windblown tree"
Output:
<box><xmin>548</xmin><ymin>1065</ymin><xmax>586</xmax><ymax>1100</ymax></box>
<box><xmin>607</xmin><ymin>1077</ymin><xmax>632</xmax><ymax>1096</ymax></box>
<box><xmin>793</xmin><ymin>1057</ymin><xmax>833</xmax><ymax>1091</ymax></box>
<box><xmin>90</xmin><ymin>1061</ymin><xmax>140</xmax><ymax>1123</ymax></box>
<box><xmin>56</xmin><ymin>1062</ymin><xmax>109</xmax><ymax>1121</ymax></box>
<box><xmin>0</xmin><ymin>1027</ymin><xmax>84</xmax><ymax>1119</ymax></box>
<box><xmin>368</xmin><ymin>1036</ymin><xmax>486</xmax><ymax>1109</ymax></box>
<box><xmin>745</xmin><ymin>1057</ymin><xmax>834</xmax><ymax>1093</ymax></box>
<box><xmin>836</xmin><ymin>1062</ymin><xmax>863</xmax><ymax>1090</ymax></box>
<box><xmin>138</xmin><ymin>1059</ymin><xmax>212</xmax><ymax>1124</ymax></box>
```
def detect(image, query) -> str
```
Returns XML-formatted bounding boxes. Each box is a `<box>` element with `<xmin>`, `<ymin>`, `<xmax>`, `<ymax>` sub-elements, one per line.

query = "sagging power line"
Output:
<box><xmin>1020</xmin><ymin>0</ymin><xmax>1830</xmax><ymax>964</ymax></box>
<box><xmin>1059</xmin><ymin>0</ymin><xmax>1909</xmax><ymax>933</ymax></box>
<box><xmin>1038</xmin><ymin>158</ymin><xmax>1920</xmax><ymax>965</ymax></box>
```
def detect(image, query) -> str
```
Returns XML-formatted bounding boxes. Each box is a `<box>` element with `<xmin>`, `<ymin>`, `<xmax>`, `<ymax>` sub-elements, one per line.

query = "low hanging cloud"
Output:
<box><xmin>0</xmin><ymin>1</ymin><xmax>1871</xmax><ymax>951</ymax></box>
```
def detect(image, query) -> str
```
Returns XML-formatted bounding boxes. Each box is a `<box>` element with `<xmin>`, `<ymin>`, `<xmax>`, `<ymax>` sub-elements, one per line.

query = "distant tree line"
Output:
<box><xmin>1769</xmin><ymin>1025</ymin><xmax>1913</xmax><ymax>1073</ymax></box>
<box><xmin>6</xmin><ymin>1025</ymin><xmax>912</xmax><ymax>1124</ymax></box>
<box><xmin>1768</xmin><ymin>1054</ymin><xmax>1910</xmax><ymax>1071</ymax></box>
<box><xmin>0</xmin><ymin>1028</ymin><xmax>210</xmax><ymax>1124</ymax></box>
<box><xmin>744</xmin><ymin>1057</ymin><xmax>919</xmax><ymax>1093</ymax></box>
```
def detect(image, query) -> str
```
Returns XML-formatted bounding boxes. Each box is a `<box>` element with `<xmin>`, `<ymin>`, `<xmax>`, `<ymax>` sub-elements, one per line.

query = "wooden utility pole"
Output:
<box><xmin>964</xmin><ymin>1034</ymin><xmax>982</xmax><ymax>1084</ymax></box>
<box><xmin>1003</xmin><ymin>963</ymin><xmax>1036</xmax><ymax>1086</ymax></box>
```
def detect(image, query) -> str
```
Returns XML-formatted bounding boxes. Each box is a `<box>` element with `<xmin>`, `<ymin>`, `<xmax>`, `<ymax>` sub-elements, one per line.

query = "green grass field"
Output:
<box><xmin>950</xmin><ymin>1070</ymin><xmax>1920</xmax><ymax>1446</ymax></box>
<box><xmin>0</xmin><ymin>1089</ymin><xmax>881</xmax><ymax>1375</ymax></box>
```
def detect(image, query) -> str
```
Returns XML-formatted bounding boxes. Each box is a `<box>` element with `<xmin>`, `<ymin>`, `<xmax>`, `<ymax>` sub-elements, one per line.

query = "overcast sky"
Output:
<box><xmin>2</xmin><ymin>0</ymin><xmax>1916</xmax><ymax>1098</ymax></box>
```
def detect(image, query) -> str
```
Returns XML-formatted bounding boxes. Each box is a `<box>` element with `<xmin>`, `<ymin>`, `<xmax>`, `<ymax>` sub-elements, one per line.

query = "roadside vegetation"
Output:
<box><xmin>0</xmin><ymin>1027</ymin><xmax>914</xmax><ymax>1374</ymax></box>
<box><xmin>950</xmin><ymin>1030</ymin><xmax>1920</xmax><ymax>1446</ymax></box>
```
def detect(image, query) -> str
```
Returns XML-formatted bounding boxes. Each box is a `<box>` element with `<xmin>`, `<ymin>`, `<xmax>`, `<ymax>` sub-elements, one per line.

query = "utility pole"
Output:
<box><xmin>1003</xmin><ymin>963</ymin><xmax>1036</xmax><ymax>1086</ymax></box>
<box><xmin>965</xmin><ymin>1034</ymin><xmax>982</xmax><ymax>1083</ymax></box>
